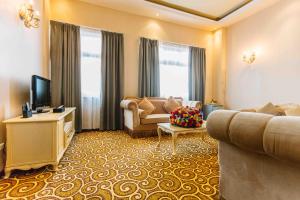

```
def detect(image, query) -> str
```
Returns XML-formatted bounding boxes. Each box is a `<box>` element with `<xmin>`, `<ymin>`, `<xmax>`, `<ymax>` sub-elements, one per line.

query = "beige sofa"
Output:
<box><xmin>120</xmin><ymin>97</ymin><xmax>202</xmax><ymax>137</ymax></box>
<box><xmin>207</xmin><ymin>110</ymin><xmax>300</xmax><ymax>200</ymax></box>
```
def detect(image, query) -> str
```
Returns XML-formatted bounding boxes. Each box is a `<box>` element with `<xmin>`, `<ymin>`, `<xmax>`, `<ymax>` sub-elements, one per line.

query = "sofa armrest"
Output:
<box><xmin>120</xmin><ymin>100</ymin><xmax>138</xmax><ymax>111</ymax></box>
<box><xmin>206</xmin><ymin>110</ymin><xmax>239</xmax><ymax>143</ymax></box>
<box><xmin>264</xmin><ymin>116</ymin><xmax>300</xmax><ymax>163</ymax></box>
<box><xmin>208</xmin><ymin>110</ymin><xmax>300</xmax><ymax>163</ymax></box>
<box><xmin>184</xmin><ymin>101</ymin><xmax>202</xmax><ymax>109</ymax></box>
<box><xmin>239</xmin><ymin>108</ymin><xmax>257</xmax><ymax>112</ymax></box>
<box><xmin>120</xmin><ymin>100</ymin><xmax>140</xmax><ymax>129</ymax></box>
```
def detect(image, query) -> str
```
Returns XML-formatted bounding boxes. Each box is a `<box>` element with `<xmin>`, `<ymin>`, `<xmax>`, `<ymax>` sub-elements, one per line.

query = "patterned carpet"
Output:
<box><xmin>0</xmin><ymin>131</ymin><xmax>219</xmax><ymax>199</ymax></box>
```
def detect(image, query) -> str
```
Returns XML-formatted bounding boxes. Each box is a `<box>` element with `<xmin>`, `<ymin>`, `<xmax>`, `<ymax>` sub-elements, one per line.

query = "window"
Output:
<box><xmin>80</xmin><ymin>28</ymin><xmax>102</xmax><ymax>130</ymax></box>
<box><xmin>80</xmin><ymin>29</ymin><xmax>101</xmax><ymax>98</ymax></box>
<box><xmin>159</xmin><ymin>42</ymin><xmax>189</xmax><ymax>100</ymax></box>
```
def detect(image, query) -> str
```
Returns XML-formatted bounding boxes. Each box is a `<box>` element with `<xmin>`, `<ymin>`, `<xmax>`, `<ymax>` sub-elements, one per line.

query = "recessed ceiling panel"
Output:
<box><xmin>79</xmin><ymin>0</ymin><xmax>280</xmax><ymax>30</ymax></box>
<box><xmin>145</xmin><ymin>0</ymin><xmax>253</xmax><ymax>21</ymax></box>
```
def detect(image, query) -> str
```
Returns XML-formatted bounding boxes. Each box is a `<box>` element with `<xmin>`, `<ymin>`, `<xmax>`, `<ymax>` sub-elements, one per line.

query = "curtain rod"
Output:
<box><xmin>141</xmin><ymin>36</ymin><xmax>205</xmax><ymax>49</ymax></box>
<box><xmin>159</xmin><ymin>40</ymin><xmax>205</xmax><ymax>49</ymax></box>
<box><xmin>50</xmin><ymin>20</ymin><xmax>205</xmax><ymax>49</ymax></box>
<box><xmin>50</xmin><ymin>20</ymin><xmax>122</xmax><ymax>34</ymax></box>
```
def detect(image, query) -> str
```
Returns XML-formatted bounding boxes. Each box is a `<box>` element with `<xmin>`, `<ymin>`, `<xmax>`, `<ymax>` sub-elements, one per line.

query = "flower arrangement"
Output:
<box><xmin>170</xmin><ymin>106</ymin><xmax>203</xmax><ymax>128</ymax></box>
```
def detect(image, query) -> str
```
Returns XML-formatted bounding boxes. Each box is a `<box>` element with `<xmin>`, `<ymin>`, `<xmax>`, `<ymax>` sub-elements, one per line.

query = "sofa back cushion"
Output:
<box><xmin>125</xmin><ymin>97</ymin><xmax>183</xmax><ymax>114</ymax></box>
<box><xmin>285</xmin><ymin>106</ymin><xmax>300</xmax><ymax>116</ymax></box>
<box><xmin>278</xmin><ymin>103</ymin><xmax>299</xmax><ymax>111</ymax></box>
<box><xmin>151</xmin><ymin>99</ymin><xmax>168</xmax><ymax>114</ymax></box>
<box><xmin>163</xmin><ymin>97</ymin><xmax>181</xmax><ymax>113</ymax></box>
<box><xmin>138</xmin><ymin>98</ymin><xmax>156</xmax><ymax>114</ymax></box>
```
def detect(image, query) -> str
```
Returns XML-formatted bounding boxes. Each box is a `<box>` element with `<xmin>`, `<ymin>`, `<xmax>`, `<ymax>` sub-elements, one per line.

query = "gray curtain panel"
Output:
<box><xmin>100</xmin><ymin>31</ymin><xmax>124</xmax><ymax>130</ymax></box>
<box><xmin>138</xmin><ymin>37</ymin><xmax>160</xmax><ymax>97</ymax></box>
<box><xmin>50</xmin><ymin>20</ymin><xmax>82</xmax><ymax>132</ymax></box>
<box><xmin>188</xmin><ymin>47</ymin><xmax>206</xmax><ymax>103</ymax></box>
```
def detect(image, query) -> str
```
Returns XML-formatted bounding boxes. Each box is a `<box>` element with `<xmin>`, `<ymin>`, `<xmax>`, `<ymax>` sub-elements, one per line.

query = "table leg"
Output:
<box><xmin>156</xmin><ymin>127</ymin><xmax>162</xmax><ymax>148</ymax></box>
<box><xmin>172</xmin><ymin>132</ymin><xmax>177</xmax><ymax>155</ymax></box>
<box><xmin>201</xmin><ymin>130</ymin><xmax>207</xmax><ymax>141</ymax></box>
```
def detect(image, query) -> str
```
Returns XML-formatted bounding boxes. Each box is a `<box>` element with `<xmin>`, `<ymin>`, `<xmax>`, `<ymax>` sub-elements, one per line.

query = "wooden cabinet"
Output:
<box><xmin>3</xmin><ymin>108</ymin><xmax>76</xmax><ymax>178</ymax></box>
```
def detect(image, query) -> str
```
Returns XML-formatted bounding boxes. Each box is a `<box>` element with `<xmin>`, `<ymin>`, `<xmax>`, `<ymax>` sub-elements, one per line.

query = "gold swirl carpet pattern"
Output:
<box><xmin>0</xmin><ymin>131</ymin><xmax>219</xmax><ymax>199</ymax></box>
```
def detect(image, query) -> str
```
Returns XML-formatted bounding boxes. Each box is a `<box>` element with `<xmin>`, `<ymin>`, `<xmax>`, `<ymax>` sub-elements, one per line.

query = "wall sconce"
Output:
<box><xmin>242</xmin><ymin>52</ymin><xmax>256</xmax><ymax>64</ymax></box>
<box><xmin>19</xmin><ymin>2</ymin><xmax>40</xmax><ymax>28</ymax></box>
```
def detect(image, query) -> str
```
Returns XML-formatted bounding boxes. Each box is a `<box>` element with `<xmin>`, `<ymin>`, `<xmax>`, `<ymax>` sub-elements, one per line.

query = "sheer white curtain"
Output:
<box><xmin>80</xmin><ymin>28</ymin><xmax>102</xmax><ymax>130</ymax></box>
<box><xmin>159</xmin><ymin>42</ymin><xmax>189</xmax><ymax>100</ymax></box>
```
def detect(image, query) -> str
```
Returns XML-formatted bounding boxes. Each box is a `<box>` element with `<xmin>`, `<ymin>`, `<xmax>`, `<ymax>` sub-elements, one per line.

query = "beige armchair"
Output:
<box><xmin>120</xmin><ymin>97</ymin><xmax>202</xmax><ymax>138</ymax></box>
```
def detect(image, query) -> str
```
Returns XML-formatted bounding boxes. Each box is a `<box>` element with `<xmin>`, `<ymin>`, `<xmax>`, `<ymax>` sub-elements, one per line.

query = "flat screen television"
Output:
<box><xmin>31</xmin><ymin>75</ymin><xmax>51</xmax><ymax>111</ymax></box>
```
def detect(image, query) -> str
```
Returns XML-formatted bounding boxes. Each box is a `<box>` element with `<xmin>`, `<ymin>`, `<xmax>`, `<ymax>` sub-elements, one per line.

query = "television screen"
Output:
<box><xmin>31</xmin><ymin>75</ymin><xmax>51</xmax><ymax>110</ymax></box>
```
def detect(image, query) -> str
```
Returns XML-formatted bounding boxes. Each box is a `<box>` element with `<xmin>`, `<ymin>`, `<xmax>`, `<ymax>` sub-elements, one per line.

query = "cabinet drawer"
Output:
<box><xmin>64</xmin><ymin>121</ymin><xmax>74</xmax><ymax>148</ymax></box>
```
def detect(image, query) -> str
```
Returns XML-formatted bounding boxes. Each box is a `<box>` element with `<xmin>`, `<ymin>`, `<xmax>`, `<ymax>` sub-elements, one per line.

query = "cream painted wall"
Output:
<box><xmin>49</xmin><ymin>0</ymin><xmax>214</xmax><ymax>102</ymax></box>
<box><xmin>226</xmin><ymin>0</ymin><xmax>300</xmax><ymax>109</ymax></box>
<box><xmin>212</xmin><ymin>28</ymin><xmax>227</xmax><ymax>105</ymax></box>
<box><xmin>0</xmin><ymin>0</ymin><xmax>49</xmax><ymax>143</ymax></box>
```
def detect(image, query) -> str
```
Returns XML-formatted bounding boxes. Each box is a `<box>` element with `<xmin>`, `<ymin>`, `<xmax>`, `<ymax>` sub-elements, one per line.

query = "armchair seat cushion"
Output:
<box><xmin>141</xmin><ymin>114</ymin><xmax>170</xmax><ymax>125</ymax></box>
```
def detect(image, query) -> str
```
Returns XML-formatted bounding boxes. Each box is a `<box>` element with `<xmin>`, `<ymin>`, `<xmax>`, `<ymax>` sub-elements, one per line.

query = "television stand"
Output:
<box><xmin>2</xmin><ymin>107</ymin><xmax>76</xmax><ymax>178</ymax></box>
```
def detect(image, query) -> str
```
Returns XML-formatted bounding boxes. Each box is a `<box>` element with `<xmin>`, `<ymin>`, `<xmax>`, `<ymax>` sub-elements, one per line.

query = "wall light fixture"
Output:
<box><xmin>242</xmin><ymin>52</ymin><xmax>256</xmax><ymax>64</ymax></box>
<box><xmin>19</xmin><ymin>1</ymin><xmax>40</xmax><ymax>28</ymax></box>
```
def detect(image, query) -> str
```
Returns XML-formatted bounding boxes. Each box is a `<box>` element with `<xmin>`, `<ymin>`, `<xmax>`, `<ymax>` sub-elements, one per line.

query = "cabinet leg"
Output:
<box><xmin>4</xmin><ymin>169</ymin><xmax>11</xmax><ymax>179</ymax></box>
<box><xmin>172</xmin><ymin>133</ymin><xmax>177</xmax><ymax>155</ymax></box>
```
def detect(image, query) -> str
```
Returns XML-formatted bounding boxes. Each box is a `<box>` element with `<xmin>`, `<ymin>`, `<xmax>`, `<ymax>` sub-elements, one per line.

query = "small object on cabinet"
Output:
<box><xmin>22</xmin><ymin>102</ymin><xmax>32</xmax><ymax>118</ymax></box>
<box><xmin>53</xmin><ymin>105</ymin><xmax>65</xmax><ymax>113</ymax></box>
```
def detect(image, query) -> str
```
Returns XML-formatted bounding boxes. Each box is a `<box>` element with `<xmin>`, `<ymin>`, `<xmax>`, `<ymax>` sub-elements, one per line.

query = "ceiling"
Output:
<box><xmin>79</xmin><ymin>0</ymin><xmax>280</xmax><ymax>31</ymax></box>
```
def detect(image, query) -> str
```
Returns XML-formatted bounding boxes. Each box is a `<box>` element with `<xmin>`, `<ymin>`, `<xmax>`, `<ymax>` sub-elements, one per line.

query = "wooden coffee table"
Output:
<box><xmin>157</xmin><ymin>122</ymin><xmax>207</xmax><ymax>155</ymax></box>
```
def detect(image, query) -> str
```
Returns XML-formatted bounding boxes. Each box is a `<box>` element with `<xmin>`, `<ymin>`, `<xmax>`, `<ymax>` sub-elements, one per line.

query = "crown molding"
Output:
<box><xmin>145</xmin><ymin>0</ymin><xmax>253</xmax><ymax>21</ymax></box>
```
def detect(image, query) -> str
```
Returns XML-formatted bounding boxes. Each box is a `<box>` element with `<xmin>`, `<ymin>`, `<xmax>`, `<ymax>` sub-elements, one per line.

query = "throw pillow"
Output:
<box><xmin>285</xmin><ymin>106</ymin><xmax>300</xmax><ymax>116</ymax></box>
<box><xmin>138</xmin><ymin>98</ymin><xmax>155</xmax><ymax>114</ymax></box>
<box><xmin>164</xmin><ymin>96</ymin><xmax>181</xmax><ymax>113</ymax></box>
<box><xmin>257</xmin><ymin>102</ymin><xmax>285</xmax><ymax>116</ymax></box>
<box><xmin>138</xmin><ymin>109</ymin><xmax>148</xmax><ymax>119</ymax></box>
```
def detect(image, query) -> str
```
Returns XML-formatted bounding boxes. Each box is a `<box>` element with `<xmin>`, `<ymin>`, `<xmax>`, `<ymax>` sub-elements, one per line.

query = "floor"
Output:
<box><xmin>0</xmin><ymin>131</ymin><xmax>219</xmax><ymax>199</ymax></box>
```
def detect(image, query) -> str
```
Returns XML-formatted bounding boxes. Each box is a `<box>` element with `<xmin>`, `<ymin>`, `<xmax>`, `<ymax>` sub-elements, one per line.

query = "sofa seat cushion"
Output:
<box><xmin>141</xmin><ymin>114</ymin><xmax>170</xmax><ymax>125</ymax></box>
